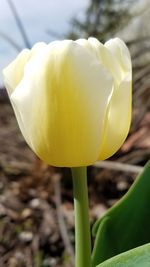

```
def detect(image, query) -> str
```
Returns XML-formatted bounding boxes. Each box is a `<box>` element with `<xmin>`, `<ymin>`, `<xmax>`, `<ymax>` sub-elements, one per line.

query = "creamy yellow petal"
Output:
<box><xmin>11</xmin><ymin>41</ymin><xmax>113</xmax><ymax>167</ymax></box>
<box><xmin>2</xmin><ymin>42</ymin><xmax>47</xmax><ymax>96</ymax></box>
<box><xmin>3</xmin><ymin>43</ymin><xmax>48</xmax><ymax>146</ymax></box>
<box><xmin>76</xmin><ymin>38</ymin><xmax>125</xmax><ymax>88</ymax></box>
<box><xmin>77</xmin><ymin>34</ymin><xmax>132</xmax><ymax>158</ymax></box>
<box><xmin>31</xmin><ymin>42</ymin><xmax>47</xmax><ymax>53</ymax></box>
<box><xmin>75</xmin><ymin>39</ymin><xmax>91</xmax><ymax>49</ymax></box>
<box><xmin>3</xmin><ymin>49</ymin><xmax>30</xmax><ymax>95</ymax></box>
<box><xmin>98</xmin><ymin>74</ymin><xmax>132</xmax><ymax>160</ymax></box>
<box><xmin>92</xmin><ymin>38</ymin><xmax>132</xmax><ymax>160</ymax></box>
<box><xmin>105</xmin><ymin>38</ymin><xmax>131</xmax><ymax>73</ymax></box>
<box><xmin>88</xmin><ymin>37</ymin><xmax>125</xmax><ymax>83</ymax></box>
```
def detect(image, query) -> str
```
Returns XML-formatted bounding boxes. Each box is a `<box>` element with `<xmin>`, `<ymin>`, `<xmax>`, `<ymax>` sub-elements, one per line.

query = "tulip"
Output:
<box><xmin>3</xmin><ymin>37</ymin><xmax>132</xmax><ymax>167</ymax></box>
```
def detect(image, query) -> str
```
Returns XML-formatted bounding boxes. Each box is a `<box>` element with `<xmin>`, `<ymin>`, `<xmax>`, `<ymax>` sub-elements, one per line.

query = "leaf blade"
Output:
<box><xmin>92</xmin><ymin>161</ymin><xmax>150</xmax><ymax>266</ymax></box>
<box><xmin>97</xmin><ymin>243</ymin><xmax>150</xmax><ymax>267</ymax></box>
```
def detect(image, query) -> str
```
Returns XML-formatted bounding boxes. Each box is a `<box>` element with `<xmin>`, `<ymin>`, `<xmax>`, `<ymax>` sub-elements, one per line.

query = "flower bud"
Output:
<box><xmin>3</xmin><ymin>38</ymin><xmax>132</xmax><ymax>167</ymax></box>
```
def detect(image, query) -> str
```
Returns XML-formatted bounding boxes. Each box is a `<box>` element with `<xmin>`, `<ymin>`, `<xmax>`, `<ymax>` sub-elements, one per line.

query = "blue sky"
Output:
<box><xmin>0</xmin><ymin>0</ymin><xmax>88</xmax><ymax>85</ymax></box>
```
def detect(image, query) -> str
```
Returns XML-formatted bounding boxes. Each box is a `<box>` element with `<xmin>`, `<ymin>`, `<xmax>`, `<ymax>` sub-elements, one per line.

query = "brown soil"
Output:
<box><xmin>0</xmin><ymin>89</ymin><xmax>149</xmax><ymax>267</ymax></box>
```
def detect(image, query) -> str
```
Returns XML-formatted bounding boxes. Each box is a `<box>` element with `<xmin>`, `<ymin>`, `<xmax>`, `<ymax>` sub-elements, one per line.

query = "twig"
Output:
<box><xmin>127</xmin><ymin>36</ymin><xmax>150</xmax><ymax>46</ymax></box>
<box><xmin>94</xmin><ymin>160</ymin><xmax>143</xmax><ymax>174</ymax></box>
<box><xmin>0</xmin><ymin>31</ymin><xmax>22</xmax><ymax>51</ymax></box>
<box><xmin>46</xmin><ymin>29</ymin><xmax>63</xmax><ymax>39</ymax></box>
<box><xmin>53</xmin><ymin>174</ymin><xmax>75</xmax><ymax>267</ymax></box>
<box><xmin>6</xmin><ymin>0</ymin><xmax>31</xmax><ymax>48</ymax></box>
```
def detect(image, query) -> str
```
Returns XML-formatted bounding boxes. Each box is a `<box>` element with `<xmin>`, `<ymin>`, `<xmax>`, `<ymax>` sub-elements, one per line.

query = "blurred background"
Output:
<box><xmin>0</xmin><ymin>0</ymin><xmax>150</xmax><ymax>266</ymax></box>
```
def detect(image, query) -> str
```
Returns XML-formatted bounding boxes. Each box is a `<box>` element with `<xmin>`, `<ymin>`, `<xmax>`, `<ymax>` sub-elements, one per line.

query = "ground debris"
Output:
<box><xmin>0</xmin><ymin>90</ymin><xmax>149</xmax><ymax>266</ymax></box>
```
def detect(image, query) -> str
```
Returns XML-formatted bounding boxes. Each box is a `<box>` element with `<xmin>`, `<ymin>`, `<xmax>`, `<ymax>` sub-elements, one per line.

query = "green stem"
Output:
<box><xmin>71</xmin><ymin>167</ymin><xmax>91</xmax><ymax>267</ymax></box>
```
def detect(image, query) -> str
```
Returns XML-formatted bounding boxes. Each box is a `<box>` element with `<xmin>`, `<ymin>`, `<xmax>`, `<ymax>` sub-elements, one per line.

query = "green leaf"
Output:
<box><xmin>92</xmin><ymin>161</ymin><xmax>150</xmax><ymax>267</ymax></box>
<box><xmin>97</xmin><ymin>243</ymin><xmax>150</xmax><ymax>267</ymax></box>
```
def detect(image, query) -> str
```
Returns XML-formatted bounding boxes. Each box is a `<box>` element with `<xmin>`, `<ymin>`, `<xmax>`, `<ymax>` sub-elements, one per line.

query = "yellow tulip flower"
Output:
<box><xmin>3</xmin><ymin>38</ymin><xmax>132</xmax><ymax>167</ymax></box>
